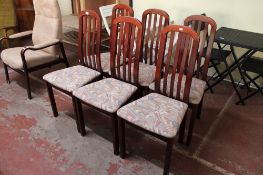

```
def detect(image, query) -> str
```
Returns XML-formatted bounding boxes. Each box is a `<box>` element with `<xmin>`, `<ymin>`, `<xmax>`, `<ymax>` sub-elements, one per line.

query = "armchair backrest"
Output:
<box><xmin>32</xmin><ymin>0</ymin><xmax>62</xmax><ymax>55</ymax></box>
<box><xmin>184</xmin><ymin>15</ymin><xmax>217</xmax><ymax>81</ymax></box>
<box><xmin>141</xmin><ymin>9</ymin><xmax>169</xmax><ymax>65</ymax></box>
<box><xmin>110</xmin><ymin>16</ymin><xmax>143</xmax><ymax>86</ymax></box>
<box><xmin>155</xmin><ymin>25</ymin><xmax>199</xmax><ymax>103</ymax></box>
<box><xmin>78</xmin><ymin>10</ymin><xmax>102</xmax><ymax>72</ymax></box>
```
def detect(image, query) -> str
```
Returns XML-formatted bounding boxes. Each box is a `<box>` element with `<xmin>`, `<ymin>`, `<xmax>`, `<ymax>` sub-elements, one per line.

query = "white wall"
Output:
<box><xmin>134</xmin><ymin>0</ymin><xmax>263</xmax><ymax>33</ymax></box>
<box><xmin>58</xmin><ymin>0</ymin><xmax>73</xmax><ymax>15</ymax></box>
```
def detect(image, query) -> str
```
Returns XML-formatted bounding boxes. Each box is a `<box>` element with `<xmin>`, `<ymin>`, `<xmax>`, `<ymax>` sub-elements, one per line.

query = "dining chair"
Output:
<box><xmin>72</xmin><ymin>16</ymin><xmax>143</xmax><ymax>155</ymax></box>
<box><xmin>117</xmin><ymin>25</ymin><xmax>199</xmax><ymax>175</ymax></box>
<box><xmin>0</xmin><ymin>0</ymin><xmax>69</xmax><ymax>99</ymax></box>
<box><xmin>118</xmin><ymin>9</ymin><xmax>169</xmax><ymax>93</ymax></box>
<box><xmin>100</xmin><ymin>4</ymin><xmax>134</xmax><ymax>76</ymax></box>
<box><xmin>43</xmin><ymin>10</ymin><xmax>103</xmax><ymax>132</ymax></box>
<box><xmin>180</xmin><ymin>15</ymin><xmax>217</xmax><ymax>145</ymax></box>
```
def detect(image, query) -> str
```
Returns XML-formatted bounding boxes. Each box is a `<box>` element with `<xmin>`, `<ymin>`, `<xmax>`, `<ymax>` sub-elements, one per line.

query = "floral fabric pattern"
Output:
<box><xmin>43</xmin><ymin>65</ymin><xmax>100</xmax><ymax>92</ymax></box>
<box><xmin>149</xmin><ymin>74</ymin><xmax>206</xmax><ymax>104</ymax></box>
<box><xmin>73</xmin><ymin>78</ymin><xmax>137</xmax><ymax>113</ymax></box>
<box><xmin>119</xmin><ymin>63</ymin><xmax>156</xmax><ymax>87</ymax></box>
<box><xmin>117</xmin><ymin>93</ymin><xmax>188</xmax><ymax>138</ymax></box>
<box><xmin>100</xmin><ymin>52</ymin><xmax>111</xmax><ymax>74</ymax></box>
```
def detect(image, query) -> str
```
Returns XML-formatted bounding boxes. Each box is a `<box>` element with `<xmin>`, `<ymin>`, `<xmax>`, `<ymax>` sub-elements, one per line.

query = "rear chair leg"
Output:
<box><xmin>186</xmin><ymin>105</ymin><xmax>198</xmax><ymax>146</ymax></box>
<box><xmin>46</xmin><ymin>82</ymin><xmax>58</xmax><ymax>117</ymax></box>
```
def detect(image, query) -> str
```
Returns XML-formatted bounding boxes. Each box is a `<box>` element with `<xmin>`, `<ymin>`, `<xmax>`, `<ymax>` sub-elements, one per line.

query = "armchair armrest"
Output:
<box><xmin>20</xmin><ymin>39</ymin><xmax>61</xmax><ymax>69</ymax></box>
<box><xmin>23</xmin><ymin>39</ymin><xmax>60</xmax><ymax>51</ymax></box>
<box><xmin>8</xmin><ymin>30</ymin><xmax>33</xmax><ymax>39</ymax></box>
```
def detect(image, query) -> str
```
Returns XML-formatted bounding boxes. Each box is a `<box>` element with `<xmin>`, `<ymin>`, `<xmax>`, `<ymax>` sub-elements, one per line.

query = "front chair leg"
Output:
<box><xmin>163</xmin><ymin>138</ymin><xmax>174</xmax><ymax>175</ymax></box>
<box><xmin>25</xmin><ymin>71</ymin><xmax>32</xmax><ymax>99</ymax></box>
<box><xmin>112</xmin><ymin>114</ymin><xmax>119</xmax><ymax>155</ymax></box>
<box><xmin>75</xmin><ymin>98</ymin><xmax>86</xmax><ymax>136</ymax></box>
<box><xmin>118</xmin><ymin>117</ymin><xmax>126</xmax><ymax>158</ymax></box>
<box><xmin>72</xmin><ymin>96</ymin><xmax>81</xmax><ymax>133</ymax></box>
<box><xmin>3</xmin><ymin>63</ymin><xmax>10</xmax><ymax>84</ymax></box>
<box><xmin>46</xmin><ymin>82</ymin><xmax>58</xmax><ymax>117</ymax></box>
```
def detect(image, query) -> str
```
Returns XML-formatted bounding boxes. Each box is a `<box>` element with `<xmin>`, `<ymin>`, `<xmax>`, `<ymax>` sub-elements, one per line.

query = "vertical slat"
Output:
<box><xmin>91</xmin><ymin>16</ymin><xmax>96</xmax><ymax>68</ymax></box>
<box><xmin>83</xmin><ymin>15</ymin><xmax>88</xmax><ymax>66</ymax></box>
<box><xmin>176</xmin><ymin>34</ymin><xmax>191</xmax><ymax>101</ymax></box>
<box><xmin>122</xmin><ymin>22</ymin><xmax>130</xmax><ymax>81</ymax></box>
<box><xmin>149</xmin><ymin>14</ymin><xmax>158</xmax><ymax>65</ymax></box>
<box><xmin>144</xmin><ymin>14</ymin><xmax>152</xmax><ymax>63</ymax></box>
<box><xmin>116</xmin><ymin>22</ymin><xmax>125</xmax><ymax>78</ymax></box>
<box><xmin>128</xmin><ymin>25</ymin><xmax>136</xmax><ymax>83</ymax></box>
<box><xmin>78</xmin><ymin>14</ymin><xmax>84</xmax><ymax>65</ymax></box>
<box><xmin>163</xmin><ymin>32</ymin><xmax>175</xmax><ymax>96</ymax></box>
<box><xmin>169</xmin><ymin>33</ymin><xmax>183</xmax><ymax>97</ymax></box>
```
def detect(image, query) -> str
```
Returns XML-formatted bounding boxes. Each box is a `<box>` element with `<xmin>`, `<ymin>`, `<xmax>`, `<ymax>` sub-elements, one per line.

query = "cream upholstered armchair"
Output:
<box><xmin>0</xmin><ymin>0</ymin><xmax>69</xmax><ymax>99</ymax></box>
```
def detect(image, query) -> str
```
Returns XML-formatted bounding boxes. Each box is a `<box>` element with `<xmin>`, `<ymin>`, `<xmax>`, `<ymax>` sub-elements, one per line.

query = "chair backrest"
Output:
<box><xmin>100</xmin><ymin>4</ymin><xmax>134</xmax><ymax>36</ymax></box>
<box><xmin>154</xmin><ymin>25</ymin><xmax>199</xmax><ymax>103</ymax></box>
<box><xmin>110</xmin><ymin>16</ymin><xmax>143</xmax><ymax>86</ymax></box>
<box><xmin>99</xmin><ymin>4</ymin><xmax>116</xmax><ymax>35</ymax></box>
<box><xmin>112</xmin><ymin>4</ymin><xmax>134</xmax><ymax>23</ymax></box>
<box><xmin>32</xmin><ymin>0</ymin><xmax>62</xmax><ymax>55</ymax></box>
<box><xmin>78</xmin><ymin>10</ymin><xmax>101</xmax><ymax>72</ymax></box>
<box><xmin>184</xmin><ymin>15</ymin><xmax>217</xmax><ymax>81</ymax></box>
<box><xmin>141</xmin><ymin>9</ymin><xmax>169</xmax><ymax>65</ymax></box>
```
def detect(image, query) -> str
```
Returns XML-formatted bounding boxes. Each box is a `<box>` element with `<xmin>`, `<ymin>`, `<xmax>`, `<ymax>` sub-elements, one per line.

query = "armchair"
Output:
<box><xmin>0</xmin><ymin>0</ymin><xmax>69</xmax><ymax>99</ymax></box>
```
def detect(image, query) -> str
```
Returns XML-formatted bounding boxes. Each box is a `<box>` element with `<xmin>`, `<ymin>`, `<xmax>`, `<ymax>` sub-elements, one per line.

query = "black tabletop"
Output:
<box><xmin>215</xmin><ymin>27</ymin><xmax>263</xmax><ymax>52</ymax></box>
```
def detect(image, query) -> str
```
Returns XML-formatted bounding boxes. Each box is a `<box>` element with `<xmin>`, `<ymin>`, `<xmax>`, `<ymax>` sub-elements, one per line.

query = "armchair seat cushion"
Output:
<box><xmin>117</xmin><ymin>93</ymin><xmax>188</xmax><ymax>138</ymax></box>
<box><xmin>43</xmin><ymin>65</ymin><xmax>101</xmax><ymax>92</ymax></box>
<box><xmin>73</xmin><ymin>78</ymin><xmax>137</xmax><ymax>113</ymax></box>
<box><xmin>1</xmin><ymin>47</ymin><xmax>59</xmax><ymax>69</ymax></box>
<box><xmin>149</xmin><ymin>74</ymin><xmax>206</xmax><ymax>104</ymax></box>
<box><xmin>120</xmin><ymin>62</ymin><xmax>156</xmax><ymax>87</ymax></box>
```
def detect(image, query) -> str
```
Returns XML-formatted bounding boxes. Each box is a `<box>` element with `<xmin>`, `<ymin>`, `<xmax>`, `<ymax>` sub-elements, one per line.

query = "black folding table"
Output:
<box><xmin>209</xmin><ymin>27</ymin><xmax>263</xmax><ymax>104</ymax></box>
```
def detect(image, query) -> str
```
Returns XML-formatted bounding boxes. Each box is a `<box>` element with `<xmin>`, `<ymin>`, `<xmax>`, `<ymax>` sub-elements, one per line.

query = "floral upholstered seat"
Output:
<box><xmin>73</xmin><ymin>78</ymin><xmax>137</xmax><ymax>113</ymax></box>
<box><xmin>117</xmin><ymin>93</ymin><xmax>188</xmax><ymax>138</ymax></box>
<box><xmin>43</xmin><ymin>65</ymin><xmax>100</xmax><ymax>92</ymax></box>
<box><xmin>120</xmin><ymin>62</ymin><xmax>156</xmax><ymax>87</ymax></box>
<box><xmin>149</xmin><ymin>74</ymin><xmax>206</xmax><ymax>104</ymax></box>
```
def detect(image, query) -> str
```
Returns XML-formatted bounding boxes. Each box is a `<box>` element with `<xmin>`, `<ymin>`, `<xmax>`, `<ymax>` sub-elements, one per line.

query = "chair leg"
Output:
<box><xmin>46</xmin><ymin>82</ymin><xmax>58</xmax><ymax>117</ymax></box>
<box><xmin>25</xmin><ymin>71</ymin><xmax>32</xmax><ymax>99</ymax></box>
<box><xmin>75</xmin><ymin>98</ymin><xmax>86</xmax><ymax>136</ymax></box>
<box><xmin>118</xmin><ymin>117</ymin><xmax>126</xmax><ymax>158</ymax></box>
<box><xmin>163</xmin><ymin>138</ymin><xmax>174</xmax><ymax>175</ymax></box>
<box><xmin>72</xmin><ymin>96</ymin><xmax>81</xmax><ymax>133</ymax></box>
<box><xmin>196</xmin><ymin>98</ymin><xmax>204</xmax><ymax>119</ymax></box>
<box><xmin>112</xmin><ymin>114</ymin><xmax>119</xmax><ymax>155</ymax></box>
<box><xmin>178</xmin><ymin>115</ymin><xmax>186</xmax><ymax>144</ymax></box>
<box><xmin>3</xmin><ymin>63</ymin><xmax>10</xmax><ymax>84</ymax></box>
<box><xmin>186</xmin><ymin>105</ymin><xmax>198</xmax><ymax>146</ymax></box>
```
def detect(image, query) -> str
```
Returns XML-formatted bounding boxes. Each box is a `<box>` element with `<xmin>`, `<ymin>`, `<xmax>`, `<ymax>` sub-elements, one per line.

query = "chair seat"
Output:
<box><xmin>43</xmin><ymin>65</ymin><xmax>101</xmax><ymax>92</ymax></box>
<box><xmin>149</xmin><ymin>74</ymin><xmax>206</xmax><ymax>104</ymax></box>
<box><xmin>120</xmin><ymin>62</ymin><xmax>156</xmax><ymax>87</ymax></box>
<box><xmin>1</xmin><ymin>47</ymin><xmax>59</xmax><ymax>70</ymax></box>
<box><xmin>117</xmin><ymin>93</ymin><xmax>188</xmax><ymax>138</ymax></box>
<box><xmin>73</xmin><ymin>78</ymin><xmax>137</xmax><ymax>113</ymax></box>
